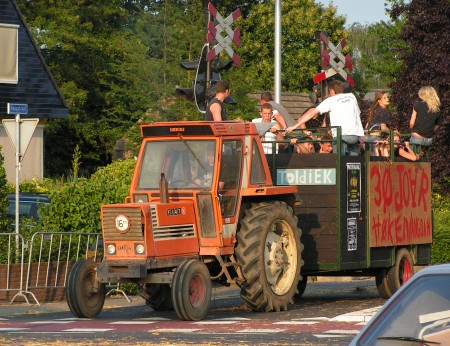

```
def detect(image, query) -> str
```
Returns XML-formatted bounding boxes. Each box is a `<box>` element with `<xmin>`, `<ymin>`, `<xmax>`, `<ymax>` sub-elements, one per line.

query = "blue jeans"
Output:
<box><xmin>409</xmin><ymin>135</ymin><xmax>432</xmax><ymax>147</ymax></box>
<box><xmin>333</xmin><ymin>135</ymin><xmax>359</xmax><ymax>156</ymax></box>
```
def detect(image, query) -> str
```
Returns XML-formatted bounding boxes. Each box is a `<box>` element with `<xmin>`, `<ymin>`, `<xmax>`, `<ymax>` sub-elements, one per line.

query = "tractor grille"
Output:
<box><xmin>102</xmin><ymin>207</ymin><xmax>144</xmax><ymax>241</ymax></box>
<box><xmin>150</xmin><ymin>205</ymin><xmax>195</xmax><ymax>240</ymax></box>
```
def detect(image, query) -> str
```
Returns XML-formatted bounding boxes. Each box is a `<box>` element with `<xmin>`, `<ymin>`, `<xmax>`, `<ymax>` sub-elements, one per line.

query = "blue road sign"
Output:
<box><xmin>7</xmin><ymin>103</ymin><xmax>28</xmax><ymax>115</ymax></box>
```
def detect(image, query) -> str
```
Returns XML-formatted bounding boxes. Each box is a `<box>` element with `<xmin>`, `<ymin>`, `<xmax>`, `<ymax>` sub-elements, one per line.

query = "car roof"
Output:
<box><xmin>7</xmin><ymin>193</ymin><xmax>50</xmax><ymax>202</ymax></box>
<box><xmin>414</xmin><ymin>263</ymin><xmax>450</xmax><ymax>276</ymax></box>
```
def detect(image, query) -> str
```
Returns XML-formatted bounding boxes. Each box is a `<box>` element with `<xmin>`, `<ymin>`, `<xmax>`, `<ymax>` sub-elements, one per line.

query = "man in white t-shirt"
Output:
<box><xmin>252</xmin><ymin>103</ymin><xmax>282</xmax><ymax>154</ymax></box>
<box><xmin>285</xmin><ymin>80</ymin><xmax>364</xmax><ymax>156</ymax></box>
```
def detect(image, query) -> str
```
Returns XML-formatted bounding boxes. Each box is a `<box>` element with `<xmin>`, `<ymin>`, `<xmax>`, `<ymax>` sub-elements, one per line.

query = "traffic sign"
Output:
<box><xmin>2</xmin><ymin>118</ymin><xmax>39</xmax><ymax>160</ymax></box>
<box><xmin>206</xmin><ymin>3</ymin><xmax>241</xmax><ymax>67</ymax></box>
<box><xmin>7</xmin><ymin>103</ymin><xmax>28</xmax><ymax>115</ymax></box>
<box><xmin>313</xmin><ymin>32</ymin><xmax>354</xmax><ymax>87</ymax></box>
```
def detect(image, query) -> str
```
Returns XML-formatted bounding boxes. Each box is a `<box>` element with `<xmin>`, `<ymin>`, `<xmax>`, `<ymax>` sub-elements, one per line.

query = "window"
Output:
<box><xmin>0</xmin><ymin>24</ymin><xmax>19</xmax><ymax>84</ymax></box>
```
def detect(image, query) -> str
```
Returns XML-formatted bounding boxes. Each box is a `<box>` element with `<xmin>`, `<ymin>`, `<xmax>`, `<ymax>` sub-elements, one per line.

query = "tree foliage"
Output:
<box><xmin>16</xmin><ymin>0</ymin><xmax>348</xmax><ymax>173</ymax></box>
<box><xmin>388</xmin><ymin>0</ymin><xmax>450</xmax><ymax>192</ymax></box>
<box><xmin>40</xmin><ymin>159</ymin><xmax>135</xmax><ymax>234</ymax></box>
<box><xmin>0</xmin><ymin>147</ymin><xmax>10</xmax><ymax>232</ymax></box>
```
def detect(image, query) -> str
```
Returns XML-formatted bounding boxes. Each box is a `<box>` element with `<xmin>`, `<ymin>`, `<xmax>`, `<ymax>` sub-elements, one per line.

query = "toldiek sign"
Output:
<box><xmin>277</xmin><ymin>168</ymin><xmax>336</xmax><ymax>185</ymax></box>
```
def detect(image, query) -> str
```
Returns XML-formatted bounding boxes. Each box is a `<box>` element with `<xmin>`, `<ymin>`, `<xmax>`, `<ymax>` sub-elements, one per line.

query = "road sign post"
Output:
<box><xmin>4</xmin><ymin>103</ymin><xmax>37</xmax><ymax>263</ymax></box>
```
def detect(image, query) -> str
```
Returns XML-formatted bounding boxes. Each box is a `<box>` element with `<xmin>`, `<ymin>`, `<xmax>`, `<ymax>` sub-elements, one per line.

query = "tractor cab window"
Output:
<box><xmin>137</xmin><ymin>140</ymin><xmax>216</xmax><ymax>190</ymax></box>
<box><xmin>219</xmin><ymin>140</ymin><xmax>243</xmax><ymax>217</ymax></box>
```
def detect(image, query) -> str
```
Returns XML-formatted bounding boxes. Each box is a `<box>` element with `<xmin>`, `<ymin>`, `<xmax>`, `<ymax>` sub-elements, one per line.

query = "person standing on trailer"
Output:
<box><xmin>285</xmin><ymin>80</ymin><xmax>364</xmax><ymax>156</ymax></box>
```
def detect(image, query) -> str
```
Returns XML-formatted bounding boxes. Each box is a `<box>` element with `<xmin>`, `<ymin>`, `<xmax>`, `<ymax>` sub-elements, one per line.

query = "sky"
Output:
<box><xmin>322</xmin><ymin>0</ymin><xmax>391</xmax><ymax>26</ymax></box>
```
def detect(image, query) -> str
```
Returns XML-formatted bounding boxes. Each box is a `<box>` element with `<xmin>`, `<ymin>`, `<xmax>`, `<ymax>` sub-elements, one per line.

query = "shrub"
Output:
<box><xmin>40</xmin><ymin>159</ymin><xmax>135</xmax><ymax>234</ymax></box>
<box><xmin>431</xmin><ymin>192</ymin><xmax>450</xmax><ymax>264</ymax></box>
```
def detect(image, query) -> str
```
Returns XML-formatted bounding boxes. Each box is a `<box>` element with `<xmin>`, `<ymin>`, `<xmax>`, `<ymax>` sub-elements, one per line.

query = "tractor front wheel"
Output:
<box><xmin>66</xmin><ymin>259</ymin><xmax>106</xmax><ymax>318</ymax></box>
<box><xmin>171</xmin><ymin>260</ymin><xmax>212</xmax><ymax>321</ymax></box>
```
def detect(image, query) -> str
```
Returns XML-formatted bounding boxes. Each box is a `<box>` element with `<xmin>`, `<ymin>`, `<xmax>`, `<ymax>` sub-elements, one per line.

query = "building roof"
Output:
<box><xmin>0</xmin><ymin>0</ymin><xmax>68</xmax><ymax>119</ymax></box>
<box><xmin>247</xmin><ymin>92</ymin><xmax>314</xmax><ymax>120</ymax></box>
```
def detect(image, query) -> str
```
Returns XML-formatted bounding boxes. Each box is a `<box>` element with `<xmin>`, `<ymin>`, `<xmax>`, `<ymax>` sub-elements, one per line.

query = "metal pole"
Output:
<box><xmin>15</xmin><ymin>113</ymin><xmax>20</xmax><ymax>263</ymax></box>
<box><xmin>274</xmin><ymin>0</ymin><xmax>281</xmax><ymax>103</ymax></box>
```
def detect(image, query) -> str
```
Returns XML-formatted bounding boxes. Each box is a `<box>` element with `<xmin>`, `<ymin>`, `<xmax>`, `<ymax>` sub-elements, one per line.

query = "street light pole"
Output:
<box><xmin>274</xmin><ymin>0</ymin><xmax>281</xmax><ymax>104</ymax></box>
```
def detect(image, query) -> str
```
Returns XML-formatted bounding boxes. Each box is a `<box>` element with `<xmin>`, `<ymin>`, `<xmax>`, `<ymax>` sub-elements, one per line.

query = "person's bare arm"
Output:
<box><xmin>272</xmin><ymin>111</ymin><xmax>287</xmax><ymax>128</ymax></box>
<box><xmin>400</xmin><ymin>142</ymin><xmax>418</xmax><ymax>161</ymax></box>
<box><xmin>286</xmin><ymin>108</ymin><xmax>320</xmax><ymax>133</ymax></box>
<box><xmin>210</xmin><ymin>103</ymin><xmax>223</xmax><ymax>121</ymax></box>
<box><xmin>409</xmin><ymin>109</ymin><xmax>417</xmax><ymax>129</ymax></box>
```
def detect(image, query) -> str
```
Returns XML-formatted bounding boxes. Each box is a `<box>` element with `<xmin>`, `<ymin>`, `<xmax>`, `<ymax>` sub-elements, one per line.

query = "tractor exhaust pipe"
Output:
<box><xmin>160</xmin><ymin>173</ymin><xmax>169</xmax><ymax>203</ymax></box>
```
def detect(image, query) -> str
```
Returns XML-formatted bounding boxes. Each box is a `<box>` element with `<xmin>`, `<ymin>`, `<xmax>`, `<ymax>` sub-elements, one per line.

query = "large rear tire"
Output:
<box><xmin>66</xmin><ymin>259</ymin><xmax>106</xmax><ymax>318</ymax></box>
<box><xmin>387</xmin><ymin>248</ymin><xmax>414</xmax><ymax>294</ymax></box>
<box><xmin>144</xmin><ymin>284</ymin><xmax>173</xmax><ymax>311</ymax></box>
<box><xmin>294</xmin><ymin>275</ymin><xmax>308</xmax><ymax>300</ymax></box>
<box><xmin>236</xmin><ymin>201</ymin><xmax>303</xmax><ymax>312</ymax></box>
<box><xmin>375</xmin><ymin>267</ymin><xmax>393</xmax><ymax>299</ymax></box>
<box><xmin>171</xmin><ymin>260</ymin><xmax>212</xmax><ymax>321</ymax></box>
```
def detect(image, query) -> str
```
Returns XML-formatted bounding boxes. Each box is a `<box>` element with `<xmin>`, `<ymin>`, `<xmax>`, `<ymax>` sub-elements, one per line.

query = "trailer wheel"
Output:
<box><xmin>66</xmin><ymin>259</ymin><xmax>105</xmax><ymax>318</ymax></box>
<box><xmin>236</xmin><ymin>201</ymin><xmax>303</xmax><ymax>312</ymax></box>
<box><xmin>375</xmin><ymin>268</ymin><xmax>393</xmax><ymax>299</ymax></box>
<box><xmin>387</xmin><ymin>248</ymin><xmax>414</xmax><ymax>294</ymax></box>
<box><xmin>294</xmin><ymin>275</ymin><xmax>308</xmax><ymax>300</ymax></box>
<box><xmin>171</xmin><ymin>260</ymin><xmax>211</xmax><ymax>321</ymax></box>
<box><xmin>144</xmin><ymin>284</ymin><xmax>173</xmax><ymax>311</ymax></box>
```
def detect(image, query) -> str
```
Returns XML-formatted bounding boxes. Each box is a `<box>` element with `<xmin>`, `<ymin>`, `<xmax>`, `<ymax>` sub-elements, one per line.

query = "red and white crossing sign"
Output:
<box><xmin>313</xmin><ymin>31</ymin><xmax>354</xmax><ymax>87</ymax></box>
<box><xmin>206</xmin><ymin>3</ymin><xmax>241</xmax><ymax>67</ymax></box>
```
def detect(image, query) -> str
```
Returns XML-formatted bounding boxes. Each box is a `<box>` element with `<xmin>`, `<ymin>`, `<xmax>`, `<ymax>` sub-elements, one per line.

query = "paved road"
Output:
<box><xmin>0</xmin><ymin>278</ymin><xmax>384</xmax><ymax>345</ymax></box>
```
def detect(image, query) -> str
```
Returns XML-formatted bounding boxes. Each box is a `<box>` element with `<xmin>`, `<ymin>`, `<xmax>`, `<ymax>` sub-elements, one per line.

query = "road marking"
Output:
<box><xmin>57</xmin><ymin>317</ymin><xmax>92</xmax><ymax>321</ymax></box>
<box><xmin>295</xmin><ymin>317</ymin><xmax>330</xmax><ymax>321</ymax></box>
<box><xmin>30</xmin><ymin>321</ymin><xmax>75</xmax><ymax>324</ymax></box>
<box><xmin>109</xmin><ymin>321</ymin><xmax>156</xmax><ymax>325</ymax></box>
<box><xmin>236</xmin><ymin>329</ymin><xmax>284</xmax><ymax>333</ymax></box>
<box><xmin>0</xmin><ymin>328</ymin><xmax>28</xmax><ymax>331</ymax></box>
<box><xmin>214</xmin><ymin>317</ymin><xmax>251</xmax><ymax>321</ymax></box>
<box><xmin>323</xmin><ymin>329</ymin><xmax>360</xmax><ymax>334</ymax></box>
<box><xmin>135</xmin><ymin>317</ymin><xmax>171</xmax><ymax>321</ymax></box>
<box><xmin>331</xmin><ymin>306</ymin><xmax>381</xmax><ymax>322</ymax></box>
<box><xmin>152</xmin><ymin>328</ymin><xmax>200</xmax><ymax>333</ymax></box>
<box><xmin>273</xmin><ymin>321</ymin><xmax>319</xmax><ymax>325</ymax></box>
<box><xmin>314</xmin><ymin>334</ymin><xmax>350</xmax><ymax>338</ymax></box>
<box><xmin>63</xmin><ymin>328</ymin><xmax>113</xmax><ymax>332</ymax></box>
<box><xmin>194</xmin><ymin>321</ymin><xmax>238</xmax><ymax>324</ymax></box>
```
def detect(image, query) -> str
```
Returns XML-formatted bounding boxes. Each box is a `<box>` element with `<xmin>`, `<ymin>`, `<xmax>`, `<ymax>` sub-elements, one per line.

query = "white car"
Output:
<box><xmin>350</xmin><ymin>263</ymin><xmax>450</xmax><ymax>345</ymax></box>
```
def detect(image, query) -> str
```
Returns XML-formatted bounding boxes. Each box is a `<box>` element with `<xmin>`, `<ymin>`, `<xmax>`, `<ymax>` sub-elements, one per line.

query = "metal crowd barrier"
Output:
<box><xmin>25</xmin><ymin>231</ymin><xmax>102</xmax><ymax>305</ymax></box>
<box><xmin>0</xmin><ymin>232</ymin><xmax>37</xmax><ymax>304</ymax></box>
<box><xmin>0</xmin><ymin>231</ymin><xmax>131</xmax><ymax>306</ymax></box>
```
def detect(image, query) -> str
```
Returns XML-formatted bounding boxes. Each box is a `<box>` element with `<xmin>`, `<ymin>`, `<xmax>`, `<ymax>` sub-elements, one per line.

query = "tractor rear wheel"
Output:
<box><xmin>294</xmin><ymin>275</ymin><xmax>308</xmax><ymax>300</ymax></box>
<box><xmin>66</xmin><ymin>259</ymin><xmax>106</xmax><ymax>318</ymax></box>
<box><xmin>144</xmin><ymin>284</ymin><xmax>173</xmax><ymax>311</ymax></box>
<box><xmin>171</xmin><ymin>259</ymin><xmax>211</xmax><ymax>321</ymax></box>
<box><xmin>236</xmin><ymin>201</ymin><xmax>303</xmax><ymax>312</ymax></box>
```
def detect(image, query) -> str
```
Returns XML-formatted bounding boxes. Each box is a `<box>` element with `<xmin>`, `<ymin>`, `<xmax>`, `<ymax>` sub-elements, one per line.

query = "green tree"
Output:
<box><xmin>388</xmin><ymin>0</ymin><xmax>450</xmax><ymax>193</ymax></box>
<box><xmin>347</xmin><ymin>20</ymin><xmax>404</xmax><ymax>92</ymax></box>
<box><xmin>0</xmin><ymin>147</ymin><xmax>10</xmax><ymax>232</ymax></box>
<box><xmin>17</xmin><ymin>0</ymin><xmax>152</xmax><ymax>176</ymax></box>
<box><xmin>236</xmin><ymin>0</ymin><xmax>346</xmax><ymax>94</ymax></box>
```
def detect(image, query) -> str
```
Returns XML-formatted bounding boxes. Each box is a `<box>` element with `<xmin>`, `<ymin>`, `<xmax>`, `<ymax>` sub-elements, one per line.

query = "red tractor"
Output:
<box><xmin>66</xmin><ymin>121</ymin><xmax>303</xmax><ymax>320</ymax></box>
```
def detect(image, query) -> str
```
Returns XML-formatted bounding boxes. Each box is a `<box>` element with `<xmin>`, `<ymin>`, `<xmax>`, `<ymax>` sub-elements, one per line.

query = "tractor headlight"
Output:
<box><xmin>135</xmin><ymin>244</ymin><xmax>145</xmax><ymax>255</ymax></box>
<box><xmin>106</xmin><ymin>244</ymin><xmax>116</xmax><ymax>255</ymax></box>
